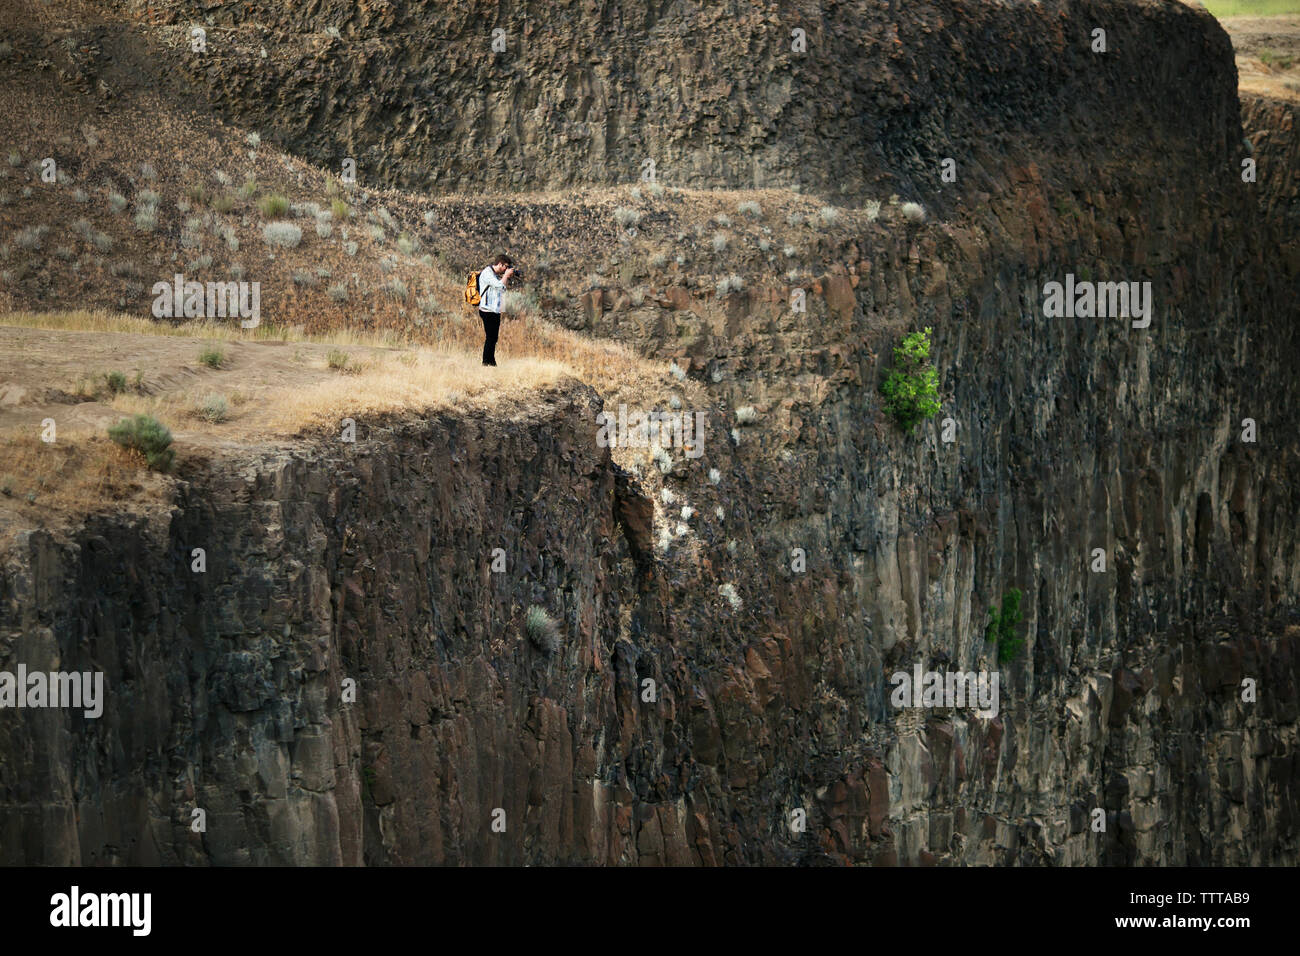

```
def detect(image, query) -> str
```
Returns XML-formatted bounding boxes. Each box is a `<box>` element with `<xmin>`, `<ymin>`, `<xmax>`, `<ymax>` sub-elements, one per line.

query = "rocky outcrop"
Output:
<box><xmin>101</xmin><ymin>0</ymin><xmax>1237</xmax><ymax>203</ymax></box>
<box><xmin>1243</xmin><ymin>94</ymin><xmax>1300</xmax><ymax>248</ymax></box>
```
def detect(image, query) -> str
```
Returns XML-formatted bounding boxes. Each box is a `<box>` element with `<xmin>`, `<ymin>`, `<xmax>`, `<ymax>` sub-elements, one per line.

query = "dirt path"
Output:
<box><xmin>1222</xmin><ymin>16</ymin><xmax>1300</xmax><ymax>99</ymax></box>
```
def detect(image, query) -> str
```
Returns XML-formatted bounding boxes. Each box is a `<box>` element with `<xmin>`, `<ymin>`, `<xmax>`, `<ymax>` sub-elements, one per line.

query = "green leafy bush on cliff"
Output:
<box><xmin>986</xmin><ymin>588</ymin><xmax>1024</xmax><ymax>663</ymax></box>
<box><xmin>108</xmin><ymin>414</ymin><xmax>174</xmax><ymax>472</ymax></box>
<box><xmin>880</xmin><ymin>327</ymin><xmax>941</xmax><ymax>432</ymax></box>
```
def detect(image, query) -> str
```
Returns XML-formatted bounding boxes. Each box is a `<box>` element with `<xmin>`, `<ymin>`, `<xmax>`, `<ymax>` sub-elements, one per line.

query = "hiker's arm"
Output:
<box><xmin>482</xmin><ymin>270</ymin><xmax>506</xmax><ymax>291</ymax></box>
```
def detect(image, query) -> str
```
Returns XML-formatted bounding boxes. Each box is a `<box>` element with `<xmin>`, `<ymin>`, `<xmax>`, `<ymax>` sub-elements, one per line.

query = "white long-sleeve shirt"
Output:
<box><xmin>478</xmin><ymin>266</ymin><xmax>505</xmax><ymax>313</ymax></box>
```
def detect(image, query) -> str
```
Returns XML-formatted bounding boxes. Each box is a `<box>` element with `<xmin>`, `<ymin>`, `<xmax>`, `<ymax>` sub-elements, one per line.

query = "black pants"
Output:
<box><xmin>479</xmin><ymin>310</ymin><xmax>500</xmax><ymax>365</ymax></box>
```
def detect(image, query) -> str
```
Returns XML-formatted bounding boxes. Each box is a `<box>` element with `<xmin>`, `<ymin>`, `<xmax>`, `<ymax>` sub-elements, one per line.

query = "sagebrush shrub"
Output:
<box><xmin>327</xmin><ymin>349</ymin><xmax>362</xmax><ymax>373</ymax></box>
<box><xmin>262</xmin><ymin>222</ymin><xmax>302</xmax><ymax>248</ymax></box>
<box><xmin>197</xmin><ymin>392</ymin><xmax>228</xmax><ymax>423</ymax></box>
<box><xmin>653</xmin><ymin>446</ymin><xmax>673</xmax><ymax>475</ymax></box>
<box><xmin>108</xmin><ymin>414</ymin><xmax>174</xmax><ymax>471</ymax></box>
<box><xmin>15</xmin><ymin>225</ymin><xmax>47</xmax><ymax>250</ymax></box>
<box><xmin>525</xmin><ymin>605</ymin><xmax>560</xmax><ymax>654</ymax></box>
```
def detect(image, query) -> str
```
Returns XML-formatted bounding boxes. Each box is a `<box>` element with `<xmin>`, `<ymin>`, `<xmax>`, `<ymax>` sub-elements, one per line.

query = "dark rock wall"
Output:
<box><xmin>114</xmin><ymin>0</ymin><xmax>1236</xmax><ymax>202</ymax></box>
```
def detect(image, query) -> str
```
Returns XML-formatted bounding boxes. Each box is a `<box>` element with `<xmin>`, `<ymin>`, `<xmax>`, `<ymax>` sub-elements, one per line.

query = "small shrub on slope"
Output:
<box><xmin>986</xmin><ymin>589</ymin><xmax>1024</xmax><ymax>663</ymax></box>
<box><xmin>525</xmin><ymin>605</ymin><xmax>560</xmax><ymax>654</ymax></box>
<box><xmin>880</xmin><ymin>327</ymin><xmax>940</xmax><ymax>432</ymax></box>
<box><xmin>108</xmin><ymin>414</ymin><xmax>174</xmax><ymax>472</ymax></box>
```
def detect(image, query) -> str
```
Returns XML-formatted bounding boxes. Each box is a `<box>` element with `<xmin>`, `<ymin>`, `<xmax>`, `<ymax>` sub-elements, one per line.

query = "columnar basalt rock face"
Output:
<box><xmin>1</xmin><ymin>0</ymin><xmax>1298</xmax><ymax>865</ymax></box>
<box><xmin>106</xmin><ymin>0</ymin><xmax>1238</xmax><ymax>201</ymax></box>
<box><xmin>1243</xmin><ymin>95</ymin><xmax>1300</xmax><ymax>245</ymax></box>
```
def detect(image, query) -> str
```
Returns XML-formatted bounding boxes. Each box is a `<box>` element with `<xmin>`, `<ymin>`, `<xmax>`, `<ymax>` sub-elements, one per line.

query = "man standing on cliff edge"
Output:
<box><xmin>477</xmin><ymin>254</ymin><xmax>515</xmax><ymax>367</ymax></box>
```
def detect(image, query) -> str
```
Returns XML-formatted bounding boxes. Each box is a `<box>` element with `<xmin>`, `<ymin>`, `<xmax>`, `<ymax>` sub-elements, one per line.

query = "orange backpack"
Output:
<box><xmin>464</xmin><ymin>270</ymin><xmax>481</xmax><ymax>306</ymax></box>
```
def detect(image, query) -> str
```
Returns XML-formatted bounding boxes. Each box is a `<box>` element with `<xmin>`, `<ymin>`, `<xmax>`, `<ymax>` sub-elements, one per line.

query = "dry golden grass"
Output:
<box><xmin>0</xmin><ymin>308</ymin><xmax>415</xmax><ymax>348</ymax></box>
<box><xmin>3</xmin><ymin>308</ymin><xmax>702</xmax><ymax>442</ymax></box>
<box><xmin>7</xmin><ymin>308</ymin><xmax>671</xmax><ymax>388</ymax></box>
<box><xmin>259</xmin><ymin>317</ymin><xmax>696</xmax><ymax>435</ymax></box>
<box><xmin>106</xmin><ymin>389</ymin><xmax>239</xmax><ymax>430</ymax></box>
<box><xmin>268</xmin><ymin>349</ymin><xmax>572</xmax><ymax>431</ymax></box>
<box><xmin>0</xmin><ymin>433</ymin><xmax>158</xmax><ymax>526</ymax></box>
